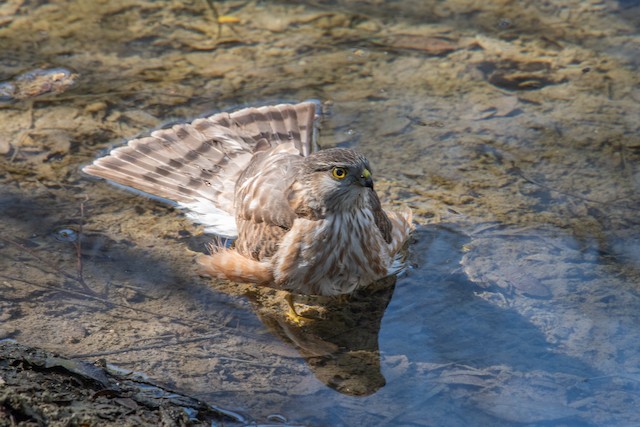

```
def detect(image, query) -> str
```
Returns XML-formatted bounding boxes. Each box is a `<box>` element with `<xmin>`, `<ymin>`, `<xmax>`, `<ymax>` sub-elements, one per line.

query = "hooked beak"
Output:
<box><xmin>359</xmin><ymin>168</ymin><xmax>374</xmax><ymax>189</ymax></box>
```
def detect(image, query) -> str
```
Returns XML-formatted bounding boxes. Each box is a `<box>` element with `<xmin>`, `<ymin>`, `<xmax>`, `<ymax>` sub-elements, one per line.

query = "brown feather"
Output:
<box><xmin>369</xmin><ymin>190</ymin><xmax>393</xmax><ymax>244</ymax></box>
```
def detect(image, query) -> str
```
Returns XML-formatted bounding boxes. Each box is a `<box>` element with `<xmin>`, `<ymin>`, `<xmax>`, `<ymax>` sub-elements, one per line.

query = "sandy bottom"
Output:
<box><xmin>1</xmin><ymin>0</ymin><xmax>639</xmax><ymax>425</ymax></box>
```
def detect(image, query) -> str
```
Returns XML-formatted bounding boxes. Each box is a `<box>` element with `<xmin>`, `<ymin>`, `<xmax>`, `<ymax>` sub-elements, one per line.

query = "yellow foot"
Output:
<box><xmin>285</xmin><ymin>293</ymin><xmax>313</xmax><ymax>325</ymax></box>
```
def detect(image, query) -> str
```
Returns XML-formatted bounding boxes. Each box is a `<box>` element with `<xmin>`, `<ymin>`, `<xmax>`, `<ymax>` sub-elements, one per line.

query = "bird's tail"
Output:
<box><xmin>197</xmin><ymin>240</ymin><xmax>273</xmax><ymax>285</ymax></box>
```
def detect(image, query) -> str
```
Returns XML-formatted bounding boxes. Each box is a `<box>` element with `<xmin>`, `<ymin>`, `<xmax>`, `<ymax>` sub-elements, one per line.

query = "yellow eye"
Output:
<box><xmin>332</xmin><ymin>167</ymin><xmax>347</xmax><ymax>179</ymax></box>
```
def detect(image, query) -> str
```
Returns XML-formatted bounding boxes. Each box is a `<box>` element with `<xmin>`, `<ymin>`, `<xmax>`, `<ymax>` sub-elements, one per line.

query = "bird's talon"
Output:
<box><xmin>285</xmin><ymin>293</ymin><xmax>316</xmax><ymax>324</ymax></box>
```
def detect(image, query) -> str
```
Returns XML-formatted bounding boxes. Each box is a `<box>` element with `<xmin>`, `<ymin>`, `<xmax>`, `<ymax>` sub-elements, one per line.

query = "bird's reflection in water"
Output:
<box><xmin>245</xmin><ymin>276</ymin><xmax>397</xmax><ymax>396</ymax></box>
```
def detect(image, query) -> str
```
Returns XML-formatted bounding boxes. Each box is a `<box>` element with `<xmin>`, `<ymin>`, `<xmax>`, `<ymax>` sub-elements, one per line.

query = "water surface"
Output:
<box><xmin>1</xmin><ymin>0</ymin><xmax>639</xmax><ymax>425</ymax></box>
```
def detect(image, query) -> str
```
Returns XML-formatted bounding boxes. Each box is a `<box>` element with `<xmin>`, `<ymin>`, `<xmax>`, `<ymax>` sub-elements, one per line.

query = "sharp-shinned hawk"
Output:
<box><xmin>83</xmin><ymin>101</ymin><xmax>413</xmax><ymax>296</ymax></box>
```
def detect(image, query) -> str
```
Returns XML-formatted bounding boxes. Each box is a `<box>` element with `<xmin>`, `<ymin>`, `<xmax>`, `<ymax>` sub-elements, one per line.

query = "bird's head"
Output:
<box><xmin>296</xmin><ymin>148</ymin><xmax>376</xmax><ymax>214</ymax></box>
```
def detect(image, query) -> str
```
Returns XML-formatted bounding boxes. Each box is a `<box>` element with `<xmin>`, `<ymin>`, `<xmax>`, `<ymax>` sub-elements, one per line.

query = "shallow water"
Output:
<box><xmin>1</xmin><ymin>0</ymin><xmax>639</xmax><ymax>425</ymax></box>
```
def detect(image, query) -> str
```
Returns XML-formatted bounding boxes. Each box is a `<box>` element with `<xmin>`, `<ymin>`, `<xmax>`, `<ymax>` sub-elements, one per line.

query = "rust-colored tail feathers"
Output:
<box><xmin>198</xmin><ymin>240</ymin><xmax>274</xmax><ymax>285</ymax></box>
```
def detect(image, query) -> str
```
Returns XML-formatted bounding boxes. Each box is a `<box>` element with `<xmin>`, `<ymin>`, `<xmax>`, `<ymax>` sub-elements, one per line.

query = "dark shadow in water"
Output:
<box><xmin>246</xmin><ymin>276</ymin><xmax>397</xmax><ymax>397</ymax></box>
<box><xmin>0</xmin><ymin>189</ymin><xmax>244</xmax><ymax>329</ymax></box>
<box><xmin>0</xmin><ymin>191</ymin><xmax>166</xmax><ymax>287</ymax></box>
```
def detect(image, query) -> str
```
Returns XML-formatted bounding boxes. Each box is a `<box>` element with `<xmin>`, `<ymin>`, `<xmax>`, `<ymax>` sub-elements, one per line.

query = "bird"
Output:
<box><xmin>83</xmin><ymin>101</ymin><xmax>413</xmax><ymax>300</ymax></box>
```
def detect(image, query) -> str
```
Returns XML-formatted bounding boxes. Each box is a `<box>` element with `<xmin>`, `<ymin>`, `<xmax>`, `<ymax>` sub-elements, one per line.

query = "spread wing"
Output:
<box><xmin>82</xmin><ymin>101</ymin><xmax>320</xmax><ymax>237</ymax></box>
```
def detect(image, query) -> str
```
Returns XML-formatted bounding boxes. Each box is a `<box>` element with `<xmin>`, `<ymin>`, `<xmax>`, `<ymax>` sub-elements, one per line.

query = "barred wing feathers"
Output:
<box><xmin>83</xmin><ymin>102</ymin><xmax>319</xmax><ymax>237</ymax></box>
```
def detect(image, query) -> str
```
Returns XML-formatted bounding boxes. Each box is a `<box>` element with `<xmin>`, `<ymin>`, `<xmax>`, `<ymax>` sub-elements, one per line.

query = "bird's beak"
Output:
<box><xmin>360</xmin><ymin>168</ymin><xmax>374</xmax><ymax>189</ymax></box>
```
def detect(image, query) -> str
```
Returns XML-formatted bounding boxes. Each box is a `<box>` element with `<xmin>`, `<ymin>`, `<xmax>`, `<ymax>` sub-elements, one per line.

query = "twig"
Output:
<box><xmin>74</xmin><ymin>199</ymin><xmax>93</xmax><ymax>294</ymax></box>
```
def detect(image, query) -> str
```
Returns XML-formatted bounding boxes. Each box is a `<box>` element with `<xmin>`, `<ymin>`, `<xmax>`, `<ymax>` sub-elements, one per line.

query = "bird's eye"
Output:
<box><xmin>332</xmin><ymin>167</ymin><xmax>347</xmax><ymax>179</ymax></box>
